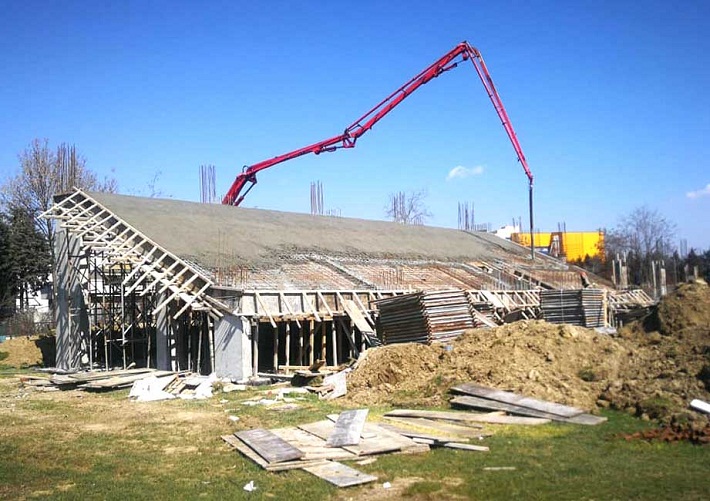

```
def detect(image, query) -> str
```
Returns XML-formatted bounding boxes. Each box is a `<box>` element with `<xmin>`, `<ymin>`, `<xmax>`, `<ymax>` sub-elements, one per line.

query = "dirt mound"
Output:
<box><xmin>623</xmin><ymin>422</ymin><xmax>710</xmax><ymax>445</ymax></box>
<box><xmin>609</xmin><ymin>282</ymin><xmax>710</xmax><ymax>425</ymax></box>
<box><xmin>347</xmin><ymin>295</ymin><xmax>710</xmax><ymax>427</ymax></box>
<box><xmin>347</xmin><ymin>320</ymin><xmax>629</xmax><ymax>410</ymax></box>
<box><xmin>655</xmin><ymin>281</ymin><xmax>710</xmax><ymax>335</ymax></box>
<box><xmin>0</xmin><ymin>336</ymin><xmax>45</xmax><ymax>368</ymax></box>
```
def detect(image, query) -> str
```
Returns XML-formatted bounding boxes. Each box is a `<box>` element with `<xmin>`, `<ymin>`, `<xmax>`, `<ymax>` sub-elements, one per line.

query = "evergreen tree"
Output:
<box><xmin>6</xmin><ymin>206</ymin><xmax>51</xmax><ymax>311</ymax></box>
<box><xmin>0</xmin><ymin>216</ymin><xmax>14</xmax><ymax>316</ymax></box>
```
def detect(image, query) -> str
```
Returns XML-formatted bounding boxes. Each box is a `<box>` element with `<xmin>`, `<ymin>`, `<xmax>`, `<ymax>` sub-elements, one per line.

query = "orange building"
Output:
<box><xmin>511</xmin><ymin>231</ymin><xmax>605</xmax><ymax>262</ymax></box>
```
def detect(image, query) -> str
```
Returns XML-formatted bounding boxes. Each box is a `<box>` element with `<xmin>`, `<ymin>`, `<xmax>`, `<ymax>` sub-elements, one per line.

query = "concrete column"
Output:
<box><xmin>214</xmin><ymin>314</ymin><xmax>252</xmax><ymax>381</ymax></box>
<box><xmin>154</xmin><ymin>293</ymin><xmax>171</xmax><ymax>370</ymax></box>
<box><xmin>54</xmin><ymin>228</ymin><xmax>86</xmax><ymax>370</ymax></box>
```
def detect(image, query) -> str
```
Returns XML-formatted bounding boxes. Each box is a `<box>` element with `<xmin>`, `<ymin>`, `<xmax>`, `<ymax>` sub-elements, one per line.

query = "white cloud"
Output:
<box><xmin>686</xmin><ymin>183</ymin><xmax>710</xmax><ymax>199</ymax></box>
<box><xmin>446</xmin><ymin>165</ymin><xmax>484</xmax><ymax>181</ymax></box>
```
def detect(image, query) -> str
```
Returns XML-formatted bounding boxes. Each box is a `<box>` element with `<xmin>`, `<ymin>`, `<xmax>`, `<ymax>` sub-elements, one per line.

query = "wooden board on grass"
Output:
<box><xmin>303</xmin><ymin>461</ymin><xmax>378</xmax><ymax>488</ymax></box>
<box><xmin>378</xmin><ymin>423</ymin><xmax>466</xmax><ymax>444</ymax></box>
<box><xmin>235</xmin><ymin>428</ymin><xmax>304</xmax><ymax>464</ymax></box>
<box><xmin>451</xmin><ymin>395</ymin><xmax>564</xmax><ymax>419</ymax></box>
<box><xmin>450</xmin><ymin>383</ymin><xmax>584</xmax><ymax>418</ymax></box>
<box><xmin>299</xmin><ymin>420</ymin><xmax>421</xmax><ymax>456</ymax></box>
<box><xmin>270</xmin><ymin>427</ymin><xmax>357</xmax><ymax>461</ymax></box>
<box><xmin>221</xmin><ymin>435</ymin><xmax>324</xmax><ymax>471</ymax></box>
<box><xmin>383</xmin><ymin>415</ymin><xmax>489</xmax><ymax>439</ymax></box>
<box><xmin>384</xmin><ymin>409</ymin><xmax>549</xmax><ymax>426</ymax></box>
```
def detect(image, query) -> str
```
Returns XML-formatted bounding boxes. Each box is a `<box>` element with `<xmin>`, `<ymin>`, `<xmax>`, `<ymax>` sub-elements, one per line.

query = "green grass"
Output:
<box><xmin>0</xmin><ymin>376</ymin><xmax>708</xmax><ymax>500</ymax></box>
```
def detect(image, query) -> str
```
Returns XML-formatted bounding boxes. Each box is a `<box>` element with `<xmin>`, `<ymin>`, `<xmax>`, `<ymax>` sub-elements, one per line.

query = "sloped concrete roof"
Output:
<box><xmin>89</xmin><ymin>192</ymin><xmax>532</xmax><ymax>269</ymax></box>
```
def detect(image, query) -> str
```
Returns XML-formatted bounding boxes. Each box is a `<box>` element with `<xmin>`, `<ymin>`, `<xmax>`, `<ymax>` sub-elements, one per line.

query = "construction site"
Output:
<box><xmin>1</xmin><ymin>39</ymin><xmax>708</xmax><ymax>498</ymax></box>
<box><xmin>38</xmin><ymin>42</ymin><xmax>658</xmax><ymax>381</ymax></box>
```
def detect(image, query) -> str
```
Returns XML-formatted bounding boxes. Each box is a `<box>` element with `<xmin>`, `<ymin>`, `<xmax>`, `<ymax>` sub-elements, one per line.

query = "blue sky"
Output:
<box><xmin>1</xmin><ymin>1</ymin><xmax>708</xmax><ymax>250</ymax></box>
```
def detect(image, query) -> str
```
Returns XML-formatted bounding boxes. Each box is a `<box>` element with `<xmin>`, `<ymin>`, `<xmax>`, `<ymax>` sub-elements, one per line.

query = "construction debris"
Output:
<box><xmin>222</xmin><ymin>410</ymin><xmax>459</xmax><ymax>488</ymax></box>
<box><xmin>449</xmin><ymin>382</ymin><xmax>606</xmax><ymax>425</ymax></box>
<box><xmin>384</xmin><ymin>409</ymin><xmax>550</xmax><ymax>426</ymax></box>
<box><xmin>691</xmin><ymin>399</ymin><xmax>710</xmax><ymax>415</ymax></box>
<box><xmin>21</xmin><ymin>368</ymin><xmax>175</xmax><ymax>391</ymax></box>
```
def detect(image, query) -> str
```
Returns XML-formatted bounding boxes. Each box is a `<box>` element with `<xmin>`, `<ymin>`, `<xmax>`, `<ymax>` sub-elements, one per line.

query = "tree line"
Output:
<box><xmin>572</xmin><ymin>206</ymin><xmax>709</xmax><ymax>289</ymax></box>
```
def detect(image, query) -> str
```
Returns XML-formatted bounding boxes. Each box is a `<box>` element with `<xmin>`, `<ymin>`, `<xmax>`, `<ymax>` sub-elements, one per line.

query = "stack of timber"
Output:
<box><xmin>222</xmin><ymin>409</ymin><xmax>432</xmax><ymax>488</ymax></box>
<box><xmin>449</xmin><ymin>382</ymin><xmax>607</xmax><ymax>425</ymax></box>
<box><xmin>539</xmin><ymin>288</ymin><xmax>607</xmax><ymax>328</ymax></box>
<box><xmin>23</xmin><ymin>368</ymin><xmax>177</xmax><ymax>391</ymax></box>
<box><xmin>376</xmin><ymin>289</ymin><xmax>475</xmax><ymax>344</ymax></box>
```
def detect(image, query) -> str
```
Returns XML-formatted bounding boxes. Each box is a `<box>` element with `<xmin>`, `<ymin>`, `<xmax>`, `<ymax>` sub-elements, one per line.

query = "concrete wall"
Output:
<box><xmin>214</xmin><ymin>314</ymin><xmax>252</xmax><ymax>381</ymax></box>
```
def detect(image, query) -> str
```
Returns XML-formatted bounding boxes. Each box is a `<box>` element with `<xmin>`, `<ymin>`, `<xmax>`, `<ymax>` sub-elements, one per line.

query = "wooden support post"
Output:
<box><xmin>308</xmin><ymin>319</ymin><xmax>315</xmax><ymax>365</ymax></box>
<box><xmin>320</xmin><ymin>321</ymin><xmax>327</xmax><ymax>362</ymax></box>
<box><xmin>357</xmin><ymin>318</ymin><xmax>365</xmax><ymax>354</ymax></box>
<box><xmin>297</xmin><ymin>322</ymin><xmax>304</xmax><ymax>365</ymax></box>
<box><xmin>285</xmin><ymin>322</ymin><xmax>291</xmax><ymax>369</ymax></box>
<box><xmin>331</xmin><ymin>320</ymin><xmax>338</xmax><ymax>366</ymax></box>
<box><xmin>252</xmin><ymin>321</ymin><xmax>259</xmax><ymax>377</ymax></box>
<box><xmin>273</xmin><ymin>324</ymin><xmax>279</xmax><ymax>372</ymax></box>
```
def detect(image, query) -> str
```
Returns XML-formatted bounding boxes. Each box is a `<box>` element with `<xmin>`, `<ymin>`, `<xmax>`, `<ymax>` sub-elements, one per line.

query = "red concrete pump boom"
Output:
<box><xmin>222</xmin><ymin>41</ymin><xmax>536</xmax><ymax>258</ymax></box>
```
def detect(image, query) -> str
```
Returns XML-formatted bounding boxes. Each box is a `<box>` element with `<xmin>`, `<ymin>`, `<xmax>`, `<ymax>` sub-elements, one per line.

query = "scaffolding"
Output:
<box><xmin>42</xmin><ymin>189</ymin><xmax>229</xmax><ymax>372</ymax></box>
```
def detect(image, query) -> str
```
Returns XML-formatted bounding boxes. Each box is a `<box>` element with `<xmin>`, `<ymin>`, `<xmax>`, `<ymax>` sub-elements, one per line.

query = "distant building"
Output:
<box><xmin>16</xmin><ymin>280</ymin><xmax>52</xmax><ymax>322</ymax></box>
<box><xmin>511</xmin><ymin>231</ymin><xmax>605</xmax><ymax>262</ymax></box>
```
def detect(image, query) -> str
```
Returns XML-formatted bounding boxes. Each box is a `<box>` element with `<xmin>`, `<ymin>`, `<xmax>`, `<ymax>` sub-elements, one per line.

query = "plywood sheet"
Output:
<box><xmin>303</xmin><ymin>461</ymin><xmax>377</xmax><ymax>488</ymax></box>
<box><xmin>235</xmin><ymin>428</ymin><xmax>304</xmax><ymax>464</ymax></box>
<box><xmin>327</xmin><ymin>409</ymin><xmax>369</xmax><ymax>447</ymax></box>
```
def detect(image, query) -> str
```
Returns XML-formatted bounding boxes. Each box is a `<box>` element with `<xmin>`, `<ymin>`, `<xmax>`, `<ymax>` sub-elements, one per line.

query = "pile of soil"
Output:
<box><xmin>347</xmin><ymin>321</ymin><xmax>628</xmax><ymax>410</ymax></box>
<box><xmin>347</xmin><ymin>281</ymin><xmax>710</xmax><ymax>429</ymax></box>
<box><xmin>0</xmin><ymin>336</ymin><xmax>46</xmax><ymax>368</ymax></box>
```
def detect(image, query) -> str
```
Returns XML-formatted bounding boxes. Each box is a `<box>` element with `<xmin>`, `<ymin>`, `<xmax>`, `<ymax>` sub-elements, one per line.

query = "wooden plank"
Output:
<box><xmin>301</xmin><ymin>420</ymin><xmax>420</xmax><ymax>456</ymax></box>
<box><xmin>443</xmin><ymin>442</ymin><xmax>489</xmax><ymax>452</ymax></box>
<box><xmin>234</xmin><ymin>429</ymin><xmax>304</xmax><ymax>464</ymax></box>
<box><xmin>378</xmin><ymin>423</ymin><xmax>466</xmax><ymax>444</ymax></box>
<box><xmin>270</xmin><ymin>427</ymin><xmax>357</xmax><ymax>461</ymax></box>
<box><xmin>451</xmin><ymin>396</ymin><xmax>603</xmax><ymax>425</ymax></box>
<box><xmin>450</xmin><ymin>383</ymin><xmax>584</xmax><ymax>418</ymax></box>
<box><xmin>222</xmin><ymin>435</ymin><xmax>325</xmax><ymax>471</ymax></box>
<box><xmin>382</xmin><ymin>416</ymin><xmax>489</xmax><ymax>439</ymax></box>
<box><xmin>344</xmin><ymin>423</ymin><xmax>420</xmax><ymax>456</ymax></box>
<box><xmin>342</xmin><ymin>299</ymin><xmax>375</xmax><ymax>334</ymax></box>
<box><xmin>298</xmin><ymin>420</ymin><xmax>336</xmax><ymax>441</ymax></box>
<box><xmin>384</xmin><ymin>409</ymin><xmax>549</xmax><ymax>426</ymax></box>
<box><xmin>302</xmin><ymin>461</ymin><xmax>378</xmax><ymax>488</ymax></box>
<box><xmin>327</xmin><ymin>409</ymin><xmax>369</xmax><ymax>447</ymax></box>
<box><xmin>563</xmin><ymin>413</ymin><xmax>608</xmax><ymax>426</ymax></box>
<box><xmin>222</xmin><ymin>435</ymin><xmax>268</xmax><ymax>469</ymax></box>
<box><xmin>451</xmin><ymin>395</ymin><xmax>564</xmax><ymax>420</ymax></box>
<box><xmin>384</xmin><ymin>409</ymin><xmax>485</xmax><ymax>426</ymax></box>
<box><xmin>80</xmin><ymin>370</ymin><xmax>176</xmax><ymax>389</ymax></box>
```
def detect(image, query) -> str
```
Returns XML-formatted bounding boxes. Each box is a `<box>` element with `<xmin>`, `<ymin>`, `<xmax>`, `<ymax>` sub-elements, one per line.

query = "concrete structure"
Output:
<box><xmin>44</xmin><ymin>189</ymin><xmax>608</xmax><ymax>379</ymax></box>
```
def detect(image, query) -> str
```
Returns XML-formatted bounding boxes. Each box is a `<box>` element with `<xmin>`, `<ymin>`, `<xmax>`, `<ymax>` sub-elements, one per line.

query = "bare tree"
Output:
<box><xmin>606</xmin><ymin>206</ymin><xmax>676</xmax><ymax>259</ymax></box>
<box><xmin>1</xmin><ymin>139</ymin><xmax>118</xmax><ymax>257</ymax></box>
<box><xmin>385</xmin><ymin>189</ymin><xmax>432</xmax><ymax>225</ymax></box>
<box><xmin>605</xmin><ymin>205</ymin><xmax>676</xmax><ymax>286</ymax></box>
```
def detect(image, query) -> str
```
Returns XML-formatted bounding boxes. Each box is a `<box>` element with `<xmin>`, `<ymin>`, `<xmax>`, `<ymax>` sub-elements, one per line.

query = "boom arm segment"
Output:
<box><xmin>222</xmin><ymin>41</ymin><xmax>533</xmax><ymax>207</ymax></box>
